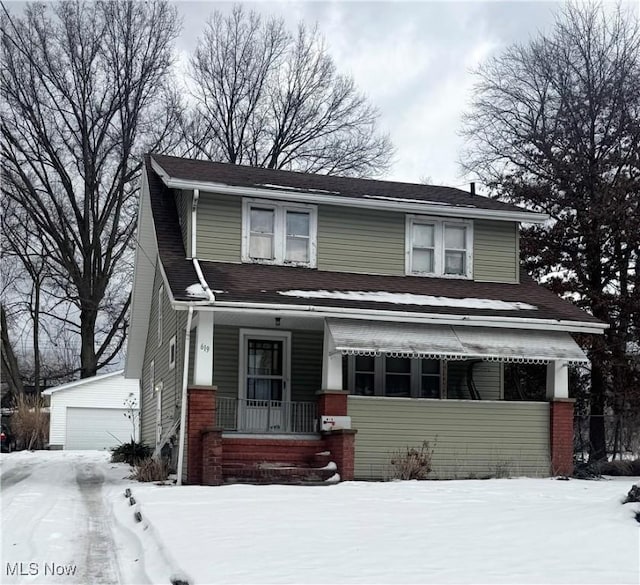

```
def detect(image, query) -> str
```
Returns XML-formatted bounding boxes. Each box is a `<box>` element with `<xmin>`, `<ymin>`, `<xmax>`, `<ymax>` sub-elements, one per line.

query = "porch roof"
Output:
<box><xmin>326</xmin><ymin>318</ymin><xmax>589</xmax><ymax>364</ymax></box>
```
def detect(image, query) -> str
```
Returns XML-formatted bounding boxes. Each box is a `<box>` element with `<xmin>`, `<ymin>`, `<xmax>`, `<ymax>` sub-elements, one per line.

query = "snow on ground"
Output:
<box><xmin>120</xmin><ymin>476</ymin><xmax>640</xmax><ymax>585</ymax></box>
<box><xmin>2</xmin><ymin>451</ymin><xmax>639</xmax><ymax>585</ymax></box>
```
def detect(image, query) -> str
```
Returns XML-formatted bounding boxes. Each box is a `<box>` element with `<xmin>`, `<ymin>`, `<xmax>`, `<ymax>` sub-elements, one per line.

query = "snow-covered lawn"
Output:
<box><xmin>2</xmin><ymin>451</ymin><xmax>638</xmax><ymax>585</ymax></box>
<box><xmin>115</xmin><ymin>475</ymin><xmax>640</xmax><ymax>585</ymax></box>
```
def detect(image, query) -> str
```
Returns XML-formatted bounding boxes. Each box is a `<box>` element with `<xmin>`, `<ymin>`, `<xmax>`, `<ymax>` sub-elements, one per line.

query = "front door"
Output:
<box><xmin>239</xmin><ymin>331</ymin><xmax>291</xmax><ymax>432</ymax></box>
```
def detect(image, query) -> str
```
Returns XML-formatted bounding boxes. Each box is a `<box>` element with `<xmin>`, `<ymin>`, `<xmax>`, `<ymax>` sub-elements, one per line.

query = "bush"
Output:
<box><xmin>596</xmin><ymin>459</ymin><xmax>640</xmax><ymax>476</ymax></box>
<box><xmin>389</xmin><ymin>441</ymin><xmax>434</xmax><ymax>480</ymax></box>
<box><xmin>111</xmin><ymin>440</ymin><xmax>152</xmax><ymax>466</ymax></box>
<box><xmin>132</xmin><ymin>457</ymin><xmax>170</xmax><ymax>482</ymax></box>
<box><xmin>11</xmin><ymin>394</ymin><xmax>49</xmax><ymax>450</ymax></box>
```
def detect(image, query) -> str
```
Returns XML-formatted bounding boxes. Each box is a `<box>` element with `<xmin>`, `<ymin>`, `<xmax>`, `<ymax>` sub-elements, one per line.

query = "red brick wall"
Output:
<box><xmin>323</xmin><ymin>430</ymin><xmax>357</xmax><ymax>481</ymax></box>
<box><xmin>186</xmin><ymin>386</ymin><xmax>217</xmax><ymax>485</ymax></box>
<box><xmin>202</xmin><ymin>429</ymin><xmax>223</xmax><ymax>485</ymax></box>
<box><xmin>317</xmin><ymin>390</ymin><xmax>349</xmax><ymax>416</ymax></box>
<box><xmin>222</xmin><ymin>437</ymin><xmax>326</xmax><ymax>467</ymax></box>
<box><xmin>550</xmin><ymin>399</ymin><xmax>575</xmax><ymax>476</ymax></box>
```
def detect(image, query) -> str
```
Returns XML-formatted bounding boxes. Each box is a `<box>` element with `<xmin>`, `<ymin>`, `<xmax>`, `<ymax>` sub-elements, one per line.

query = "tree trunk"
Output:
<box><xmin>588</xmin><ymin>359</ymin><xmax>608</xmax><ymax>462</ymax></box>
<box><xmin>80</xmin><ymin>308</ymin><xmax>98</xmax><ymax>379</ymax></box>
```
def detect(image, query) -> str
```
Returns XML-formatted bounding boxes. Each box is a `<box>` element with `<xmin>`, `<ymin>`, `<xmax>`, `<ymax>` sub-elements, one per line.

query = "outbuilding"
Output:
<box><xmin>43</xmin><ymin>370</ymin><xmax>140</xmax><ymax>450</ymax></box>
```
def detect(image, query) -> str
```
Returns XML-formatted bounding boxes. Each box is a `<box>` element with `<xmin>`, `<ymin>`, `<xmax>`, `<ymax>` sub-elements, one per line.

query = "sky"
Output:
<box><xmin>173</xmin><ymin>1</ymin><xmax>566</xmax><ymax>188</ymax></box>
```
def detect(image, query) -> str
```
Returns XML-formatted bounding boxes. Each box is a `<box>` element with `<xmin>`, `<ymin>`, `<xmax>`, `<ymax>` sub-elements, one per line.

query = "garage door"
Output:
<box><xmin>65</xmin><ymin>407</ymin><xmax>136</xmax><ymax>450</ymax></box>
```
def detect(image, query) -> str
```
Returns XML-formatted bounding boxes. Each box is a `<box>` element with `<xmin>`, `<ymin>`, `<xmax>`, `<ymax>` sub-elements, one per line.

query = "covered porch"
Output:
<box><xmin>186</xmin><ymin>310</ymin><xmax>586</xmax><ymax>482</ymax></box>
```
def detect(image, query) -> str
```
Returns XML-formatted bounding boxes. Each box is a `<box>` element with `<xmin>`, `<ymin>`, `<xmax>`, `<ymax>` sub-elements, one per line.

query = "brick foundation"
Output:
<box><xmin>222</xmin><ymin>437</ymin><xmax>326</xmax><ymax>467</ymax></box>
<box><xmin>201</xmin><ymin>428</ymin><xmax>223</xmax><ymax>485</ymax></box>
<box><xmin>550</xmin><ymin>399</ymin><xmax>575</xmax><ymax>476</ymax></box>
<box><xmin>322</xmin><ymin>429</ymin><xmax>357</xmax><ymax>481</ymax></box>
<box><xmin>186</xmin><ymin>385</ymin><xmax>217</xmax><ymax>485</ymax></box>
<box><xmin>316</xmin><ymin>390</ymin><xmax>349</xmax><ymax>416</ymax></box>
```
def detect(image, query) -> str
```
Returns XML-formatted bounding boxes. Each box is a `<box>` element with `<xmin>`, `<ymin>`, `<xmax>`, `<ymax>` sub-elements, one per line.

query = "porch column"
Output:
<box><xmin>546</xmin><ymin>359</ymin><xmax>574</xmax><ymax>476</ymax></box>
<box><xmin>322</xmin><ymin>319</ymin><xmax>342</xmax><ymax>390</ymax></box>
<box><xmin>546</xmin><ymin>360</ymin><xmax>568</xmax><ymax>399</ymax></box>
<box><xmin>193</xmin><ymin>311</ymin><xmax>214</xmax><ymax>386</ymax></box>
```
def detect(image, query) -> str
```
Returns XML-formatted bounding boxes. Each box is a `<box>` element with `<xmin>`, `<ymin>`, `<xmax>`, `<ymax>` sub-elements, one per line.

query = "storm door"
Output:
<box><xmin>238</xmin><ymin>331</ymin><xmax>291</xmax><ymax>432</ymax></box>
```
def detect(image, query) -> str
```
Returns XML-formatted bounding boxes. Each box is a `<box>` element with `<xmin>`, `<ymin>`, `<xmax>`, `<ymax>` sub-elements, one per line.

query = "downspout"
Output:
<box><xmin>191</xmin><ymin>189</ymin><xmax>199</xmax><ymax>258</ymax></box>
<box><xmin>176</xmin><ymin>306</ymin><xmax>193</xmax><ymax>486</ymax></box>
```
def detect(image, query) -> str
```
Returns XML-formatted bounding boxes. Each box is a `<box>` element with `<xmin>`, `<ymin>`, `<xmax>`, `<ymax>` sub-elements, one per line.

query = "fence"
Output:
<box><xmin>216</xmin><ymin>397</ymin><xmax>318</xmax><ymax>434</ymax></box>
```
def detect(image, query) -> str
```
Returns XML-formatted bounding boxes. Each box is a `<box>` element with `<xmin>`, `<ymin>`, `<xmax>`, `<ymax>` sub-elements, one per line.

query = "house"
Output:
<box><xmin>124</xmin><ymin>155</ymin><xmax>606</xmax><ymax>484</ymax></box>
<box><xmin>43</xmin><ymin>371</ymin><xmax>139</xmax><ymax>450</ymax></box>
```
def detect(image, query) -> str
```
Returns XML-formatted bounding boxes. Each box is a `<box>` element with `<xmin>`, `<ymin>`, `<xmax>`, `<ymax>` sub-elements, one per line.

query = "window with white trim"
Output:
<box><xmin>406</xmin><ymin>216</ymin><xmax>473</xmax><ymax>278</ymax></box>
<box><xmin>169</xmin><ymin>336</ymin><xmax>176</xmax><ymax>370</ymax></box>
<box><xmin>242</xmin><ymin>199</ymin><xmax>317</xmax><ymax>267</ymax></box>
<box><xmin>346</xmin><ymin>355</ymin><xmax>444</xmax><ymax>398</ymax></box>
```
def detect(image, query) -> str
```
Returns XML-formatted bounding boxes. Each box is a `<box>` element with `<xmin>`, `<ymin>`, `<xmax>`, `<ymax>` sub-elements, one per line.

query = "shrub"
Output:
<box><xmin>111</xmin><ymin>440</ymin><xmax>152</xmax><ymax>466</ymax></box>
<box><xmin>596</xmin><ymin>459</ymin><xmax>640</xmax><ymax>476</ymax></box>
<box><xmin>11</xmin><ymin>394</ymin><xmax>49</xmax><ymax>450</ymax></box>
<box><xmin>132</xmin><ymin>457</ymin><xmax>170</xmax><ymax>482</ymax></box>
<box><xmin>389</xmin><ymin>441</ymin><xmax>434</xmax><ymax>480</ymax></box>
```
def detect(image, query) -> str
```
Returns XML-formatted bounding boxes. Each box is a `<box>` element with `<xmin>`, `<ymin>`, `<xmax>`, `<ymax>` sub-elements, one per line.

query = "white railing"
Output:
<box><xmin>216</xmin><ymin>397</ymin><xmax>318</xmax><ymax>434</ymax></box>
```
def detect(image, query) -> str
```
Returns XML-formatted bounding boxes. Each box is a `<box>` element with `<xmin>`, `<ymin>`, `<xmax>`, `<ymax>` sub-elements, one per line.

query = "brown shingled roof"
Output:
<box><xmin>151</xmin><ymin>154</ymin><xmax>528</xmax><ymax>214</ymax></box>
<box><xmin>144</xmin><ymin>156</ymin><xmax>601</xmax><ymax>327</ymax></box>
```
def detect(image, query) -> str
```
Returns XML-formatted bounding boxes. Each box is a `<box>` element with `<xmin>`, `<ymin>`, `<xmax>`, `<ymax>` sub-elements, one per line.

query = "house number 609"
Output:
<box><xmin>200</xmin><ymin>344</ymin><xmax>210</xmax><ymax>353</ymax></box>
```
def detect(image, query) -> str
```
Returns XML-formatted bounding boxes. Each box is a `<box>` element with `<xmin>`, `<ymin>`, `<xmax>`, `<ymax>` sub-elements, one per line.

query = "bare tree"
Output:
<box><xmin>1</xmin><ymin>1</ymin><xmax>181</xmax><ymax>379</ymax></box>
<box><xmin>461</xmin><ymin>3</ymin><xmax>640</xmax><ymax>461</ymax></box>
<box><xmin>183</xmin><ymin>4</ymin><xmax>393</xmax><ymax>177</ymax></box>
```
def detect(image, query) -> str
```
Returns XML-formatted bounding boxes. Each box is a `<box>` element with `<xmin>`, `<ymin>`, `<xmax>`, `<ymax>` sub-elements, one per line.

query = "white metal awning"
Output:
<box><xmin>326</xmin><ymin>319</ymin><xmax>589</xmax><ymax>364</ymax></box>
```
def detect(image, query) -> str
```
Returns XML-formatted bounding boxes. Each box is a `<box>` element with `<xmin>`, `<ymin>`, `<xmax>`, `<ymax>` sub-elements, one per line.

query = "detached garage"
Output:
<box><xmin>43</xmin><ymin>371</ymin><xmax>140</xmax><ymax>450</ymax></box>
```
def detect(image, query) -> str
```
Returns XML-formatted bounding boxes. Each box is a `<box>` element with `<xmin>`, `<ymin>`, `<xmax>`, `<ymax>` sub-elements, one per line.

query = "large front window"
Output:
<box><xmin>347</xmin><ymin>355</ymin><xmax>443</xmax><ymax>398</ymax></box>
<box><xmin>406</xmin><ymin>216</ymin><xmax>473</xmax><ymax>278</ymax></box>
<box><xmin>242</xmin><ymin>199</ymin><xmax>317</xmax><ymax>267</ymax></box>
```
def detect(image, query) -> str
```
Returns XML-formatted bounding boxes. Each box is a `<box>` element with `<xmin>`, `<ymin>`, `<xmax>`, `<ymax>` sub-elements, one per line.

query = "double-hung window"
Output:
<box><xmin>242</xmin><ymin>199</ymin><xmax>317</xmax><ymax>267</ymax></box>
<box><xmin>406</xmin><ymin>216</ymin><xmax>473</xmax><ymax>278</ymax></box>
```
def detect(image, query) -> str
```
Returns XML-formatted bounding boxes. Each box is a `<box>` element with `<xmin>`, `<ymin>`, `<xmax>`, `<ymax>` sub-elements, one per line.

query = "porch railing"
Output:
<box><xmin>216</xmin><ymin>396</ymin><xmax>318</xmax><ymax>434</ymax></box>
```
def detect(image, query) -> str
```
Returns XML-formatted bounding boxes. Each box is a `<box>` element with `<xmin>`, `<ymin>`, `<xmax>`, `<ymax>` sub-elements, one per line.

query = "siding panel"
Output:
<box><xmin>349</xmin><ymin>397</ymin><xmax>550</xmax><ymax>479</ymax></box>
<box><xmin>318</xmin><ymin>206</ymin><xmax>405</xmax><ymax>274</ymax></box>
<box><xmin>474</xmin><ymin>220</ymin><xmax>519</xmax><ymax>283</ymax></box>
<box><xmin>197</xmin><ymin>193</ymin><xmax>242</xmax><ymax>262</ymax></box>
<box><xmin>447</xmin><ymin>360</ymin><xmax>503</xmax><ymax>400</ymax></box>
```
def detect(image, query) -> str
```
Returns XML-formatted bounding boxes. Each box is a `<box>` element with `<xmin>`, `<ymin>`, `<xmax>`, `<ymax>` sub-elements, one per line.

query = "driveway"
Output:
<box><xmin>1</xmin><ymin>451</ymin><xmax>126</xmax><ymax>584</ymax></box>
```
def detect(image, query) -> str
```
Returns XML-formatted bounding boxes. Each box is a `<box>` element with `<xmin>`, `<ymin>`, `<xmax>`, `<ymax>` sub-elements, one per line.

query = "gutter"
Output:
<box><xmin>150</xmin><ymin>158</ymin><xmax>548</xmax><ymax>224</ymax></box>
<box><xmin>169</xmin><ymin>300</ymin><xmax>608</xmax><ymax>334</ymax></box>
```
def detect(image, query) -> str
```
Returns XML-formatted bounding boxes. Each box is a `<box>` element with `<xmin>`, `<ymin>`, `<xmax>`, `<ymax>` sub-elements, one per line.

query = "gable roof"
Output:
<box><xmin>151</xmin><ymin>154</ymin><xmax>545</xmax><ymax>220</ymax></box>
<box><xmin>42</xmin><ymin>370</ymin><xmax>136</xmax><ymax>395</ymax></box>
<box><xmin>142</xmin><ymin>156</ymin><xmax>605</xmax><ymax>333</ymax></box>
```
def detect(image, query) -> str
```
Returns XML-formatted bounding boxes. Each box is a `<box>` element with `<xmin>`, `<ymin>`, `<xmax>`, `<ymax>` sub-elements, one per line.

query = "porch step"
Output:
<box><xmin>222</xmin><ymin>461</ymin><xmax>337</xmax><ymax>485</ymax></box>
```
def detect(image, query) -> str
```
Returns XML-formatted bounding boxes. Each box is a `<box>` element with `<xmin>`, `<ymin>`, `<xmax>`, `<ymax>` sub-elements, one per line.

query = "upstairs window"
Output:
<box><xmin>242</xmin><ymin>199</ymin><xmax>317</xmax><ymax>267</ymax></box>
<box><xmin>406</xmin><ymin>216</ymin><xmax>473</xmax><ymax>278</ymax></box>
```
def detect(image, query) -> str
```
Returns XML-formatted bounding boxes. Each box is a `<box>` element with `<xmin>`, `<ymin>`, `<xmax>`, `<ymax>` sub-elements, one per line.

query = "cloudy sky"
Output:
<box><xmin>174</xmin><ymin>1</ymin><xmax>566</xmax><ymax>187</ymax></box>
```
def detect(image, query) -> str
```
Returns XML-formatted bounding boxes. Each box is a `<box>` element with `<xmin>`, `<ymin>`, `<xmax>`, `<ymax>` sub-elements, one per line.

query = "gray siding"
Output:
<box><xmin>212</xmin><ymin>326</ymin><xmax>323</xmax><ymax>402</ymax></box>
<box><xmin>447</xmin><ymin>360</ymin><xmax>503</xmax><ymax>400</ymax></box>
<box><xmin>348</xmin><ymin>397</ymin><xmax>550</xmax><ymax>479</ymax></box>
<box><xmin>317</xmin><ymin>206</ymin><xmax>405</xmax><ymax>275</ymax></box>
<box><xmin>194</xmin><ymin>192</ymin><xmax>520</xmax><ymax>283</ymax></box>
<box><xmin>474</xmin><ymin>220</ymin><xmax>519</xmax><ymax>283</ymax></box>
<box><xmin>197</xmin><ymin>193</ymin><xmax>242</xmax><ymax>262</ymax></box>
<box><xmin>140</xmin><ymin>264</ymin><xmax>188</xmax><ymax>447</ymax></box>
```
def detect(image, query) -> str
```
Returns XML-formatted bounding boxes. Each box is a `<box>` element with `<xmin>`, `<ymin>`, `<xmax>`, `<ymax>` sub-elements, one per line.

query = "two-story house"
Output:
<box><xmin>124</xmin><ymin>155</ymin><xmax>606</xmax><ymax>485</ymax></box>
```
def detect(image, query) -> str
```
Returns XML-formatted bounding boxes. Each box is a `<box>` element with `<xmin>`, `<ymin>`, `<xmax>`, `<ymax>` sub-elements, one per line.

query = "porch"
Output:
<box><xmin>184</xmin><ymin>310</ymin><xmax>585</xmax><ymax>483</ymax></box>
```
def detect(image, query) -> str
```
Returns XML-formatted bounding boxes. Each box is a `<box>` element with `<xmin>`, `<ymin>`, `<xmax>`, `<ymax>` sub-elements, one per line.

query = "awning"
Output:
<box><xmin>326</xmin><ymin>319</ymin><xmax>589</xmax><ymax>364</ymax></box>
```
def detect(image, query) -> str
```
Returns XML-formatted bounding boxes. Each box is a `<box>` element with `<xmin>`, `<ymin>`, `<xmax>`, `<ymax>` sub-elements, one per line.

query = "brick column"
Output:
<box><xmin>550</xmin><ymin>399</ymin><xmax>575</xmax><ymax>476</ymax></box>
<box><xmin>201</xmin><ymin>428</ymin><xmax>223</xmax><ymax>486</ymax></box>
<box><xmin>187</xmin><ymin>385</ymin><xmax>217</xmax><ymax>485</ymax></box>
<box><xmin>316</xmin><ymin>390</ymin><xmax>349</xmax><ymax>416</ymax></box>
<box><xmin>322</xmin><ymin>429</ymin><xmax>357</xmax><ymax>481</ymax></box>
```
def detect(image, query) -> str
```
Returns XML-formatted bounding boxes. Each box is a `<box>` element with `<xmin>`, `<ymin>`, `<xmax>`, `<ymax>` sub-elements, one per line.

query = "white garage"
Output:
<box><xmin>43</xmin><ymin>371</ymin><xmax>140</xmax><ymax>450</ymax></box>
